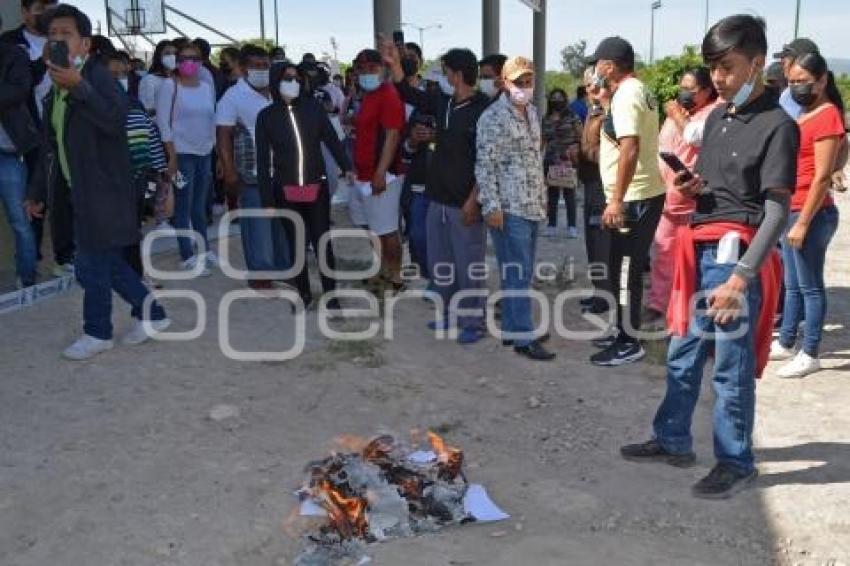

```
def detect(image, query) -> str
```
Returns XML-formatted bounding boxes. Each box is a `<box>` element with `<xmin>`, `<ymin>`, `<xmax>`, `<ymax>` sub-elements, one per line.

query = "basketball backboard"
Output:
<box><xmin>105</xmin><ymin>0</ymin><xmax>166</xmax><ymax>35</ymax></box>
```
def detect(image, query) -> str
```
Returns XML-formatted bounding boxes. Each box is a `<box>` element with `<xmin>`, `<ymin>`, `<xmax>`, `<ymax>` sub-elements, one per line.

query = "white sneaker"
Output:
<box><xmin>180</xmin><ymin>255</ymin><xmax>211</xmax><ymax>277</ymax></box>
<box><xmin>62</xmin><ymin>334</ymin><xmax>114</xmax><ymax>360</ymax></box>
<box><xmin>122</xmin><ymin>318</ymin><xmax>172</xmax><ymax>346</ymax></box>
<box><xmin>204</xmin><ymin>251</ymin><xmax>220</xmax><ymax>268</ymax></box>
<box><xmin>777</xmin><ymin>351</ymin><xmax>821</xmax><ymax>379</ymax></box>
<box><xmin>566</xmin><ymin>226</ymin><xmax>579</xmax><ymax>239</ymax></box>
<box><xmin>769</xmin><ymin>339</ymin><xmax>797</xmax><ymax>361</ymax></box>
<box><xmin>542</xmin><ymin>226</ymin><xmax>558</xmax><ymax>238</ymax></box>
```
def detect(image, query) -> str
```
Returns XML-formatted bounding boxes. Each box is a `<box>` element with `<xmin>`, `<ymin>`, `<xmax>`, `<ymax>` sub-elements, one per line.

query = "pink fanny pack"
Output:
<box><xmin>283</xmin><ymin>183</ymin><xmax>321</xmax><ymax>203</ymax></box>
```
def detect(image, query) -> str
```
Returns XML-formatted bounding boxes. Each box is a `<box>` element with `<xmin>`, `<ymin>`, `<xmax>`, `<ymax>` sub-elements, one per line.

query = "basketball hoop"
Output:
<box><xmin>105</xmin><ymin>0</ymin><xmax>165</xmax><ymax>36</ymax></box>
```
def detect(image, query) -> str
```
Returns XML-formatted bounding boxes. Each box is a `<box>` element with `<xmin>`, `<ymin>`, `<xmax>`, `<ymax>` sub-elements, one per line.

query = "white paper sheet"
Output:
<box><xmin>407</xmin><ymin>450</ymin><xmax>437</xmax><ymax>464</ymax></box>
<box><xmin>300</xmin><ymin>498</ymin><xmax>327</xmax><ymax>517</ymax></box>
<box><xmin>463</xmin><ymin>483</ymin><xmax>510</xmax><ymax>522</ymax></box>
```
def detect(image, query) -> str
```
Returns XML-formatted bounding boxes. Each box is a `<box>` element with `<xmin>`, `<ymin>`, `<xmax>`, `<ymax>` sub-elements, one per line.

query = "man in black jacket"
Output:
<box><xmin>0</xmin><ymin>15</ymin><xmax>40</xmax><ymax>288</ymax></box>
<box><xmin>25</xmin><ymin>5</ymin><xmax>169</xmax><ymax>360</ymax></box>
<box><xmin>384</xmin><ymin>42</ymin><xmax>491</xmax><ymax>345</ymax></box>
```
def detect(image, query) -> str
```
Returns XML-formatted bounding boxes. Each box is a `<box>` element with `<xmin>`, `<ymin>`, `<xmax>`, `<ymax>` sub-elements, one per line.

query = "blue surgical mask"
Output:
<box><xmin>731</xmin><ymin>62</ymin><xmax>758</xmax><ymax>109</ymax></box>
<box><xmin>358</xmin><ymin>73</ymin><xmax>381</xmax><ymax>92</ymax></box>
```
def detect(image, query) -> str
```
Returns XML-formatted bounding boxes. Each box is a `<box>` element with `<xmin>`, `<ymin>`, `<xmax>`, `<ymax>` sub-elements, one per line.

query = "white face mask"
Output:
<box><xmin>118</xmin><ymin>77</ymin><xmax>129</xmax><ymax>91</ymax></box>
<box><xmin>509</xmin><ymin>85</ymin><xmax>534</xmax><ymax>106</ymax></box>
<box><xmin>279</xmin><ymin>79</ymin><xmax>300</xmax><ymax>100</ymax></box>
<box><xmin>479</xmin><ymin>78</ymin><xmax>498</xmax><ymax>98</ymax></box>
<box><xmin>438</xmin><ymin>74</ymin><xmax>455</xmax><ymax>97</ymax></box>
<box><xmin>246</xmin><ymin>69</ymin><xmax>270</xmax><ymax>89</ymax></box>
<box><xmin>161</xmin><ymin>54</ymin><xmax>177</xmax><ymax>71</ymax></box>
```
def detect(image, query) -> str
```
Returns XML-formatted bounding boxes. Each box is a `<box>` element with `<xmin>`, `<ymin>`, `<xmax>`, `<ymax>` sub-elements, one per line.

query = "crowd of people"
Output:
<box><xmin>0</xmin><ymin>1</ymin><xmax>847</xmax><ymax>499</ymax></box>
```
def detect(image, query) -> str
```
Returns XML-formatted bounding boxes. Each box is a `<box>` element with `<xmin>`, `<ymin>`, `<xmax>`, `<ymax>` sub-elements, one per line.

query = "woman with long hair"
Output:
<box><xmin>255</xmin><ymin>63</ymin><xmax>353</xmax><ymax>309</ymax></box>
<box><xmin>646</xmin><ymin>66</ymin><xmax>721</xmax><ymax>320</ymax></box>
<box><xmin>541</xmin><ymin>88</ymin><xmax>582</xmax><ymax>238</ymax></box>
<box><xmin>139</xmin><ymin>39</ymin><xmax>177</xmax><ymax>115</ymax></box>
<box><xmin>156</xmin><ymin>41</ymin><xmax>217</xmax><ymax>274</ymax></box>
<box><xmin>771</xmin><ymin>52</ymin><xmax>845</xmax><ymax>378</ymax></box>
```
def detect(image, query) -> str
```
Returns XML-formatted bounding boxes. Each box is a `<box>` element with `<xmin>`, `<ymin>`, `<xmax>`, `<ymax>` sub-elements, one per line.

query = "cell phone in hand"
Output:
<box><xmin>48</xmin><ymin>40</ymin><xmax>70</xmax><ymax>68</ymax></box>
<box><xmin>659</xmin><ymin>152</ymin><xmax>694</xmax><ymax>182</ymax></box>
<box><xmin>392</xmin><ymin>30</ymin><xmax>405</xmax><ymax>49</ymax></box>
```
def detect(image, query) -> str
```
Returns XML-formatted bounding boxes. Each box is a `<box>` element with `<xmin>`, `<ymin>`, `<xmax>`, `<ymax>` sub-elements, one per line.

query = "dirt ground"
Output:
<box><xmin>1</xmin><ymin>189</ymin><xmax>849</xmax><ymax>566</ymax></box>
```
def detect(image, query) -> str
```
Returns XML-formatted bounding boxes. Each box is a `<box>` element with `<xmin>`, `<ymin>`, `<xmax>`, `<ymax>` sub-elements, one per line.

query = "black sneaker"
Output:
<box><xmin>691</xmin><ymin>463</ymin><xmax>758</xmax><ymax>500</ymax></box>
<box><xmin>620</xmin><ymin>439</ymin><xmax>696</xmax><ymax>468</ymax></box>
<box><xmin>591</xmin><ymin>337</ymin><xmax>645</xmax><ymax>366</ymax></box>
<box><xmin>514</xmin><ymin>340</ymin><xmax>556</xmax><ymax>361</ymax></box>
<box><xmin>580</xmin><ymin>296</ymin><xmax>595</xmax><ymax>307</ymax></box>
<box><xmin>592</xmin><ymin>333</ymin><xmax>619</xmax><ymax>349</ymax></box>
<box><xmin>503</xmin><ymin>332</ymin><xmax>550</xmax><ymax>347</ymax></box>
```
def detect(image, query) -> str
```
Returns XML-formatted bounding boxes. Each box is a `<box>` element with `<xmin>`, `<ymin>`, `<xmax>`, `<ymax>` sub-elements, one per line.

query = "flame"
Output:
<box><xmin>314</xmin><ymin>480</ymin><xmax>368</xmax><ymax>539</ymax></box>
<box><xmin>427</xmin><ymin>431</ymin><xmax>463</xmax><ymax>480</ymax></box>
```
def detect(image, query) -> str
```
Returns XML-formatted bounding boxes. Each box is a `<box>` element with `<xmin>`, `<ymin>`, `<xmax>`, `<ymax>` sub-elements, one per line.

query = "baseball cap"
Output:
<box><xmin>773</xmin><ymin>38</ymin><xmax>819</xmax><ymax>60</ymax></box>
<box><xmin>586</xmin><ymin>36</ymin><xmax>635</xmax><ymax>68</ymax></box>
<box><xmin>502</xmin><ymin>56</ymin><xmax>534</xmax><ymax>81</ymax></box>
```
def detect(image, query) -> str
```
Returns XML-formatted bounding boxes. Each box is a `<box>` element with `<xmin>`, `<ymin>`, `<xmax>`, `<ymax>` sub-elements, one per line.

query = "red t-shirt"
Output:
<box><xmin>353</xmin><ymin>82</ymin><xmax>405</xmax><ymax>182</ymax></box>
<box><xmin>794</xmin><ymin>103</ymin><xmax>844</xmax><ymax>211</ymax></box>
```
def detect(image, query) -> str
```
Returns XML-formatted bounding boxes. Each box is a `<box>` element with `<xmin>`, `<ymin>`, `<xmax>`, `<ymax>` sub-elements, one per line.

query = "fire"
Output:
<box><xmin>428</xmin><ymin>431</ymin><xmax>464</xmax><ymax>481</ymax></box>
<box><xmin>314</xmin><ymin>480</ymin><xmax>368</xmax><ymax>540</ymax></box>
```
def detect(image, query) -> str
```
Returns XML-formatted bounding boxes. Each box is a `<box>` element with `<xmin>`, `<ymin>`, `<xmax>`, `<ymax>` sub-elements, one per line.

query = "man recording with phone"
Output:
<box><xmin>25</xmin><ymin>5</ymin><xmax>169</xmax><ymax>360</ymax></box>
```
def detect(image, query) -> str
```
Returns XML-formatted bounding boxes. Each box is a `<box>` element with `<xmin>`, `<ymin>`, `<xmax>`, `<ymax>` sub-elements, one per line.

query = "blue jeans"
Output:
<box><xmin>238</xmin><ymin>184</ymin><xmax>290</xmax><ymax>272</ymax></box>
<box><xmin>652</xmin><ymin>244</ymin><xmax>762</xmax><ymax>474</ymax></box>
<box><xmin>175</xmin><ymin>153</ymin><xmax>212</xmax><ymax>261</ymax></box>
<box><xmin>489</xmin><ymin>213</ymin><xmax>539</xmax><ymax>347</ymax></box>
<box><xmin>409</xmin><ymin>192</ymin><xmax>430</xmax><ymax>278</ymax></box>
<box><xmin>75</xmin><ymin>249</ymin><xmax>167</xmax><ymax>340</ymax></box>
<box><xmin>780</xmin><ymin>206</ymin><xmax>839</xmax><ymax>357</ymax></box>
<box><xmin>0</xmin><ymin>152</ymin><xmax>37</xmax><ymax>284</ymax></box>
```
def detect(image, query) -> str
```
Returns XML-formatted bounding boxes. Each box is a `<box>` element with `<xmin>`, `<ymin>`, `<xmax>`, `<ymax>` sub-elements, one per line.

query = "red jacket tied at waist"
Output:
<box><xmin>667</xmin><ymin>222</ymin><xmax>783</xmax><ymax>378</ymax></box>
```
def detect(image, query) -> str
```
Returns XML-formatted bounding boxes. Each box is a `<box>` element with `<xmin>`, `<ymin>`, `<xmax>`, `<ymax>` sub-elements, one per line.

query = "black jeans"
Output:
<box><xmin>280</xmin><ymin>183</ymin><xmax>336</xmax><ymax>302</ymax></box>
<box><xmin>582</xmin><ymin>178</ymin><xmax>611</xmax><ymax>295</ymax></box>
<box><xmin>546</xmin><ymin>186</ymin><xmax>577</xmax><ymax>228</ymax></box>
<box><xmin>608</xmin><ymin>194</ymin><xmax>664</xmax><ymax>337</ymax></box>
<box><xmin>51</xmin><ymin>174</ymin><xmax>76</xmax><ymax>265</ymax></box>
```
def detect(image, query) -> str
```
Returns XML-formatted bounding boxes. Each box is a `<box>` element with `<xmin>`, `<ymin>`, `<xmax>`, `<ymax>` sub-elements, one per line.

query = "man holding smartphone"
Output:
<box><xmin>621</xmin><ymin>15</ymin><xmax>797</xmax><ymax>499</ymax></box>
<box><xmin>25</xmin><ymin>5</ymin><xmax>169</xmax><ymax>360</ymax></box>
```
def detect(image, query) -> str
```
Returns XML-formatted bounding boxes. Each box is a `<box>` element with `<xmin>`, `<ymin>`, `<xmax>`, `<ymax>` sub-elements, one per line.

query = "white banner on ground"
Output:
<box><xmin>0</xmin><ymin>275</ymin><xmax>75</xmax><ymax>316</ymax></box>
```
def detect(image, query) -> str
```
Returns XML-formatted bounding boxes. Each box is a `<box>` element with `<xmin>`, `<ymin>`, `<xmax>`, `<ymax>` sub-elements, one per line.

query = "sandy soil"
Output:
<box><xmin>1</xmin><ymin>190</ymin><xmax>848</xmax><ymax>566</ymax></box>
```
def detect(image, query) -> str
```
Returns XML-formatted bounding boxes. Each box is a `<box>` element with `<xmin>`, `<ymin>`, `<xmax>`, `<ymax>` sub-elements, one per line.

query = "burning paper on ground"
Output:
<box><xmin>292</xmin><ymin>431</ymin><xmax>509</xmax><ymax>565</ymax></box>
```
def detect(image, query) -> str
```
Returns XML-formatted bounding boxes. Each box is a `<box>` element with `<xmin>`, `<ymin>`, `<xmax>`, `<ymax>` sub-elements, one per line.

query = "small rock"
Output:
<box><xmin>514</xmin><ymin>523</ymin><xmax>524</xmax><ymax>532</ymax></box>
<box><xmin>476</xmin><ymin>377</ymin><xmax>489</xmax><ymax>387</ymax></box>
<box><xmin>209</xmin><ymin>404</ymin><xmax>240</xmax><ymax>422</ymax></box>
<box><xmin>527</xmin><ymin>396</ymin><xmax>542</xmax><ymax>409</ymax></box>
<box><xmin>490</xmin><ymin>530</ymin><xmax>508</xmax><ymax>538</ymax></box>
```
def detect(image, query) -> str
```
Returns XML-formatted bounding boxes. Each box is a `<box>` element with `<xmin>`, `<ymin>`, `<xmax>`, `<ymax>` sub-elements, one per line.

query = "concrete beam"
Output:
<box><xmin>533</xmin><ymin>0</ymin><xmax>546</xmax><ymax>111</ymax></box>
<box><xmin>482</xmin><ymin>0</ymin><xmax>500</xmax><ymax>57</ymax></box>
<box><xmin>373</xmin><ymin>0</ymin><xmax>401</xmax><ymax>47</ymax></box>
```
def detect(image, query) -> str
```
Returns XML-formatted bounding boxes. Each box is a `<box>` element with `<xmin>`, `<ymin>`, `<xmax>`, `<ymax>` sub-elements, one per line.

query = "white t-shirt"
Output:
<box><xmin>156</xmin><ymin>80</ymin><xmax>217</xmax><ymax>156</ymax></box>
<box><xmin>215</xmin><ymin>78</ymin><xmax>272</xmax><ymax>141</ymax></box>
<box><xmin>139</xmin><ymin>73</ymin><xmax>165</xmax><ymax>113</ymax></box>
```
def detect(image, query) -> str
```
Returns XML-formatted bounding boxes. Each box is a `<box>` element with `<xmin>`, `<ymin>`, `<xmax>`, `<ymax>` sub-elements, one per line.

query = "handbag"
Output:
<box><xmin>283</xmin><ymin>183</ymin><xmax>321</xmax><ymax>203</ymax></box>
<box><xmin>546</xmin><ymin>160</ymin><xmax>578</xmax><ymax>188</ymax></box>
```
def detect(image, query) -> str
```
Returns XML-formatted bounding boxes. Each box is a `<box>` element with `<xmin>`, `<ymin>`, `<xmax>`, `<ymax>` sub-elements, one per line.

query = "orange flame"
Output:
<box><xmin>314</xmin><ymin>480</ymin><xmax>368</xmax><ymax>539</ymax></box>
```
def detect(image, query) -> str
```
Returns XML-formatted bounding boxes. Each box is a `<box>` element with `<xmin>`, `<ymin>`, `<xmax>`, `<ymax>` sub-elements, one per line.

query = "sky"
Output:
<box><xmin>68</xmin><ymin>0</ymin><xmax>850</xmax><ymax>68</ymax></box>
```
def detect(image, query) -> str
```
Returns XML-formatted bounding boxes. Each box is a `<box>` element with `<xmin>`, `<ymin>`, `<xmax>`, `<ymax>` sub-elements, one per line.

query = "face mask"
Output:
<box><xmin>401</xmin><ymin>57</ymin><xmax>419</xmax><ymax>79</ymax></box>
<box><xmin>73</xmin><ymin>55</ymin><xmax>85</xmax><ymax>70</ymax></box>
<box><xmin>438</xmin><ymin>75</ymin><xmax>455</xmax><ymax>97</ymax></box>
<box><xmin>480</xmin><ymin>78</ymin><xmax>498</xmax><ymax>98</ymax></box>
<box><xmin>178</xmin><ymin>60</ymin><xmax>200</xmax><ymax>77</ymax></box>
<box><xmin>789</xmin><ymin>83</ymin><xmax>817</xmax><ymax>107</ymax></box>
<box><xmin>549</xmin><ymin>99</ymin><xmax>567</xmax><ymax>111</ymax></box>
<box><xmin>118</xmin><ymin>77</ymin><xmax>129</xmax><ymax>91</ymax></box>
<box><xmin>161</xmin><ymin>54</ymin><xmax>177</xmax><ymax>71</ymax></box>
<box><xmin>731</xmin><ymin>62</ymin><xmax>758</xmax><ymax>109</ymax></box>
<box><xmin>509</xmin><ymin>85</ymin><xmax>533</xmax><ymax>106</ymax></box>
<box><xmin>358</xmin><ymin>73</ymin><xmax>381</xmax><ymax>92</ymax></box>
<box><xmin>246</xmin><ymin>69</ymin><xmax>270</xmax><ymax>89</ymax></box>
<box><xmin>279</xmin><ymin>79</ymin><xmax>300</xmax><ymax>100</ymax></box>
<box><xmin>676</xmin><ymin>89</ymin><xmax>696</xmax><ymax>111</ymax></box>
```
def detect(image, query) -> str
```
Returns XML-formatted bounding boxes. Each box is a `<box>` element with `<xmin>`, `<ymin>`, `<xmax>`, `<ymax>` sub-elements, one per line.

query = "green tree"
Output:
<box><xmin>560</xmin><ymin>40</ymin><xmax>587</xmax><ymax>79</ymax></box>
<box><xmin>637</xmin><ymin>45</ymin><xmax>703</xmax><ymax>109</ymax></box>
<box><xmin>544</xmin><ymin>71</ymin><xmax>578</xmax><ymax>99</ymax></box>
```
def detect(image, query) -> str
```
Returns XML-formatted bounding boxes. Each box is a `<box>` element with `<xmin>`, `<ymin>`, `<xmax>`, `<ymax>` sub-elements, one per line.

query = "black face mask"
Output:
<box><xmin>764</xmin><ymin>85</ymin><xmax>782</xmax><ymax>104</ymax></box>
<box><xmin>549</xmin><ymin>99</ymin><xmax>566</xmax><ymax>111</ymax></box>
<box><xmin>401</xmin><ymin>57</ymin><xmax>419</xmax><ymax>79</ymax></box>
<box><xmin>790</xmin><ymin>83</ymin><xmax>817</xmax><ymax>107</ymax></box>
<box><xmin>676</xmin><ymin>89</ymin><xmax>696</xmax><ymax>111</ymax></box>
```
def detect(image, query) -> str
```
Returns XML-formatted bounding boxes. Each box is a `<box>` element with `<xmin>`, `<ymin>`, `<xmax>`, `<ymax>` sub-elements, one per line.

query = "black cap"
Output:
<box><xmin>773</xmin><ymin>37</ymin><xmax>819</xmax><ymax>60</ymax></box>
<box><xmin>586</xmin><ymin>36</ymin><xmax>635</xmax><ymax>67</ymax></box>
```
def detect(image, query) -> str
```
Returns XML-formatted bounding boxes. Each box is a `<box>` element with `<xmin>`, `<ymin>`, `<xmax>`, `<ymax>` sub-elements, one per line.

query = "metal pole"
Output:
<box><xmin>274</xmin><ymin>0</ymin><xmax>279</xmax><ymax>46</ymax></box>
<box><xmin>794</xmin><ymin>0</ymin><xmax>801</xmax><ymax>38</ymax></box>
<box><xmin>164</xmin><ymin>4</ymin><xmax>239</xmax><ymax>44</ymax></box>
<box><xmin>704</xmin><ymin>0</ymin><xmax>709</xmax><ymax>34</ymax></box>
<box><xmin>533</xmin><ymin>0</ymin><xmax>546</xmax><ymax>112</ymax></box>
<box><xmin>259</xmin><ymin>0</ymin><xmax>265</xmax><ymax>43</ymax></box>
<box><xmin>650</xmin><ymin>8</ymin><xmax>654</xmax><ymax>65</ymax></box>
<box><xmin>482</xmin><ymin>0</ymin><xmax>500</xmax><ymax>57</ymax></box>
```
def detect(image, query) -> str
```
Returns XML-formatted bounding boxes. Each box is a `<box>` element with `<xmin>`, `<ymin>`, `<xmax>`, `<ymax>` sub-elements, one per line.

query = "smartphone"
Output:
<box><xmin>659</xmin><ymin>151</ymin><xmax>694</xmax><ymax>182</ymax></box>
<box><xmin>48</xmin><ymin>40</ymin><xmax>70</xmax><ymax>68</ymax></box>
<box><xmin>392</xmin><ymin>30</ymin><xmax>405</xmax><ymax>49</ymax></box>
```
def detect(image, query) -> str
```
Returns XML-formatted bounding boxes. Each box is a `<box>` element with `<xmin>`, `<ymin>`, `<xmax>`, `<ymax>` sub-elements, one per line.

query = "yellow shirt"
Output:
<box><xmin>599</xmin><ymin>77</ymin><xmax>665</xmax><ymax>202</ymax></box>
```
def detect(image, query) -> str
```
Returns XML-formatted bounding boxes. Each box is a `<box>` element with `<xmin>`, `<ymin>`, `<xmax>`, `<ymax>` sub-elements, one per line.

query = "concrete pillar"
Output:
<box><xmin>533</xmin><ymin>0</ymin><xmax>546</xmax><ymax>111</ymax></box>
<box><xmin>0</xmin><ymin>2</ymin><xmax>22</xmax><ymax>33</ymax></box>
<box><xmin>482</xmin><ymin>0</ymin><xmax>500</xmax><ymax>57</ymax></box>
<box><xmin>373</xmin><ymin>0</ymin><xmax>401</xmax><ymax>47</ymax></box>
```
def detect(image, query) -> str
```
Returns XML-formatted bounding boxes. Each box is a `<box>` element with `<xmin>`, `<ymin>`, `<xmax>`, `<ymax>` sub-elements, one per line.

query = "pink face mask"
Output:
<box><xmin>178</xmin><ymin>60</ymin><xmax>200</xmax><ymax>77</ymax></box>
